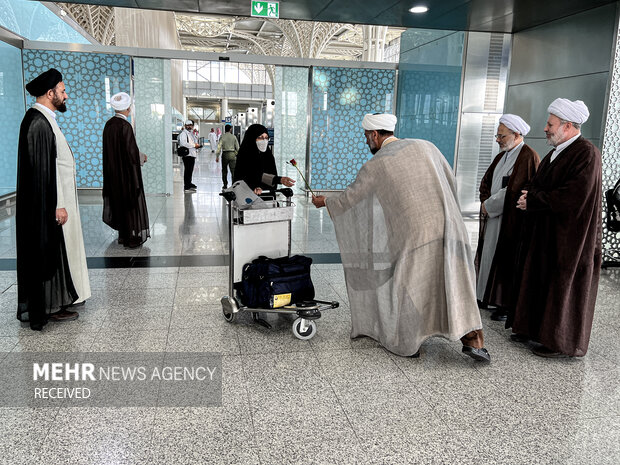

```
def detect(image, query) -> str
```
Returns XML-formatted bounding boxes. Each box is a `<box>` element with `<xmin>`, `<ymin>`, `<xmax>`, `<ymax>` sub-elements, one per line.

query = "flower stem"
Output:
<box><xmin>289</xmin><ymin>163</ymin><xmax>315</xmax><ymax>196</ymax></box>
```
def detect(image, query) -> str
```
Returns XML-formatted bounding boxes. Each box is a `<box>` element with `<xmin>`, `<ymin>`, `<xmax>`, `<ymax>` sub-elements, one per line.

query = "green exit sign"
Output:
<box><xmin>251</xmin><ymin>1</ymin><xmax>279</xmax><ymax>18</ymax></box>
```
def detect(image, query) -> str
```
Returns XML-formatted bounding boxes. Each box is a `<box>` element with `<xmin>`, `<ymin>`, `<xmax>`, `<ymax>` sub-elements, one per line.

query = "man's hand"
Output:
<box><xmin>517</xmin><ymin>190</ymin><xmax>527</xmax><ymax>210</ymax></box>
<box><xmin>254</xmin><ymin>187</ymin><xmax>263</xmax><ymax>195</ymax></box>
<box><xmin>312</xmin><ymin>195</ymin><xmax>326</xmax><ymax>208</ymax></box>
<box><xmin>281</xmin><ymin>177</ymin><xmax>296</xmax><ymax>187</ymax></box>
<box><xmin>55</xmin><ymin>208</ymin><xmax>68</xmax><ymax>226</ymax></box>
<box><xmin>194</xmin><ymin>143</ymin><xmax>200</xmax><ymax>148</ymax></box>
<box><xmin>481</xmin><ymin>203</ymin><xmax>488</xmax><ymax>216</ymax></box>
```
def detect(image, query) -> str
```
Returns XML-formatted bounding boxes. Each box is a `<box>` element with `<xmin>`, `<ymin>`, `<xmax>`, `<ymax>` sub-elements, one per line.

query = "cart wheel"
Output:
<box><xmin>222</xmin><ymin>306</ymin><xmax>236</xmax><ymax>323</ymax></box>
<box><xmin>292</xmin><ymin>318</ymin><xmax>316</xmax><ymax>340</ymax></box>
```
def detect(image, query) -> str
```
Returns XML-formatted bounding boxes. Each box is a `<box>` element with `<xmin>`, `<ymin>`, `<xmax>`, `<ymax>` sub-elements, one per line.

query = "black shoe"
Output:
<box><xmin>190</xmin><ymin>183</ymin><xmax>197</xmax><ymax>188</ymax></box>
<box><xmin>477</xmin><ymin>300</ymin><xmax>488</xmax><ymax>310</ymax></box>
<box><xmin>490</xmin><ymin>309</ymin><xmax>507</xmax><ymax>321</ymax></box>
<box><xmin>61</xmin><ymin>301</ymin><xmax>85</xmax><ymax>310</ymax></box>
<box><xmin>462</xmin><ymin>346</ymin><xmax>491</xmax><ymax>362</ymax></box>
<box><xmin>510</xmin><ymin>333</ymin><xmax>528</xmax><ymax>343</ymax></box>
<box><xmin>532</xmin><ymin>346</ymin><xmax>569</xmax><ymax>358</ymax></box>
<box><xmin>49</xmin><ymin>310</ymin><xmax>79</xmax><ymax>322</ymax></box>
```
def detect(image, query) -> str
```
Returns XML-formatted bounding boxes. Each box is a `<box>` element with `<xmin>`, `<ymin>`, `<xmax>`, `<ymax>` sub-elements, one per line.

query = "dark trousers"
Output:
<box><xmin>221</xmin><ymin>152</ymin><xmax>236</xmax><ymax>187</ymax></box>
<box><xmin>183</xmin><ymin>156</ymin><xmax>195</xmax><ymax>188</ymax></box>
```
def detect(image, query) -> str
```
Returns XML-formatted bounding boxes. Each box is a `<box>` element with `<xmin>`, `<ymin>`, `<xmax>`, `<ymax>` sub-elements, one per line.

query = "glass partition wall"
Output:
<box><xmin>0</xmin><ymin>40</ymin><xmax>24</xmax><ymax>196</ymax></box>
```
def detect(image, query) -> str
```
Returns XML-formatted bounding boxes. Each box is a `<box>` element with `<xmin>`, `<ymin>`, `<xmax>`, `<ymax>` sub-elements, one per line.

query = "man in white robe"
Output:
<box><xmin>312</xmin><ymin>113</ymin><xmax>490</xmax><ymax>361</ymax></box>
<box><xmin>16</xmin><ymin>68</ymin><xmax>91</xmax><ymax>330</ymax></box>
<box><xmin>208</xmin><ymin>128</ymin><xmax>218</xmax><ymax>154</ymax></box>
<box><xmin>475</xmin><ymin>115</ymin><xmax>540</xmax><ymax>321</ymax></box>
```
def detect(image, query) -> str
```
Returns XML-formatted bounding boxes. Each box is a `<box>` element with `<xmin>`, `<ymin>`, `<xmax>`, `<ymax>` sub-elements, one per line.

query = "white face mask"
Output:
<box><xmin>256</xmin><ymin>139</ymin><xmax>269</xmax><ymax>152</ymax></box>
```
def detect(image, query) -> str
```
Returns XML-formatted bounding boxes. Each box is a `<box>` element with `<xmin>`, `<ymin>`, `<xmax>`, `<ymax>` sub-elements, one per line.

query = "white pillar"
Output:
<box><xmin>362</xmin><ymin>25</ymin><xmax>387</xmax><ymax>62</ymax></box>
<box><xmin>221</xmin><ymin>98</ymin><xmax>228</xmax><ymax>124</ymax></box>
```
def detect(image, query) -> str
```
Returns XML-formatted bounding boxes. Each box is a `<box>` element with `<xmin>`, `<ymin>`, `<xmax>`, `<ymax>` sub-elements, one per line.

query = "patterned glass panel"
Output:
<box><xmin>134</xmin><ymin>58</ymin><xmax>173</xmax><ymax>195</ymax></box>
<box><xmin>274</xmin><ymin>66</ymin><xmax>308</xmax><ymax>194</ymax></box>
<box><xmin>0</xmin><ymin>41</ymin><xmax>24</xmax><ymax>196</ymax></box>
<box><xmin>601</xmin><ymin>24</ymin><xmax>620</xmax><ymax>261</ymax></box>
<box><xmin>22</xmin><ymin>50</ymin><xmax>131</xmax><ymax>188</ymax></box>
<box><xmin>309</xmin><ymin>67</ymin><xmax>395</xmax><ymax>190</ymax></box>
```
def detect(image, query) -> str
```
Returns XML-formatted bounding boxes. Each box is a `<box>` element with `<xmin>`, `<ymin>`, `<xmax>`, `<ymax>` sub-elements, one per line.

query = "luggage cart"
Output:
<box><xmin>219</xmin><ymin>186</ymin><xmax>338</xmax><ymax>340</ymax></box>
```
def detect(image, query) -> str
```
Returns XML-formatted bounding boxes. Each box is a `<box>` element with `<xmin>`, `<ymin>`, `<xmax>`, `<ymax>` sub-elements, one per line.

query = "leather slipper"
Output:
<box><xmin>462</xmin><ymin>346</ymin><xmax>491</xmax><ymax>362</ymax></box>
<box><xmin>49</xmin><ymin>310</ymin><xmax>79</xmax><ymax>322</ymax></box>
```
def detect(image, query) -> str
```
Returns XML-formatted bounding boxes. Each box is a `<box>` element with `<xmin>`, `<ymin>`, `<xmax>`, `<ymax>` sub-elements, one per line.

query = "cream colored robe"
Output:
<box><xmin>326</xmin><ymin>138</ymin><xmax>482</xmax><ymax>356</ymax></box>
<box><xmin>476</xmin><ymin>143</ymin><xmax>523</xmax><ymax>301</ymax></box>
<box><xmin>36</xmin><ymin>107</ymin><xmax>91</xmax><ymax>303</ymax></box>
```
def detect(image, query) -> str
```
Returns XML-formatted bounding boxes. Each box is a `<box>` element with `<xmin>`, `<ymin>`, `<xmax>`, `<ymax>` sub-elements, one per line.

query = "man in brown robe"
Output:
<box><xmin>102</xmin><ymin>92</ymin><xmax>150</xmax><ymax>248</ymax></box>
<box><xmin>475</xmin><ymin>114</ymin><xmax>540</xmax><ymax>322</ymax></box>
<box><xmin>511</xmin><ymin>98</ymin><xmax>602</xmax><ymax>358</ymax></box>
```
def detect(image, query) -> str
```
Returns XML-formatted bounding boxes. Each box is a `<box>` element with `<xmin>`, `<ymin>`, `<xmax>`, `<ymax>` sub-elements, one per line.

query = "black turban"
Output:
<box><xmin>25</xmin><ymin>68</ymin><xmax>63</xmax><ymax>97</ymax></box>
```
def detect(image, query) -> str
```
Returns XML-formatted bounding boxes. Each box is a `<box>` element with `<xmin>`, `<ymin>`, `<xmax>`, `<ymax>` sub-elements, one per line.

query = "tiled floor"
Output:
<box><xmin>0</xmin><ymin>151</ymin><xmax>619</xmax><ymax>464</ymax></box>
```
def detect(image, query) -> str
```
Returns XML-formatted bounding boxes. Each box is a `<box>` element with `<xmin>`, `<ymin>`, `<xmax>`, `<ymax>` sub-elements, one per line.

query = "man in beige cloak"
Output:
<box><xmin>312</xmin><ymin>113</ymin><xmax>490</xmax><ymax>361</ymax></box>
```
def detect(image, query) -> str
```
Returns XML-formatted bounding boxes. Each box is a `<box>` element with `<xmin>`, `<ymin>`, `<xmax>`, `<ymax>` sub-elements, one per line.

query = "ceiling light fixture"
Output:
<box><xmin>409</xmin><ymin>6</ymin><xmax>429</xmax><ymax>14</ymax></box>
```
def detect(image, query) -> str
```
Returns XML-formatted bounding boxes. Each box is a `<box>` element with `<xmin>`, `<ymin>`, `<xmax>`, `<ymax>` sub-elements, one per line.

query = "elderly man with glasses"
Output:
<box><xmin>475</xmin><ymin>114</ymin><xmax>540</xmax><ymax>322</ymax></box>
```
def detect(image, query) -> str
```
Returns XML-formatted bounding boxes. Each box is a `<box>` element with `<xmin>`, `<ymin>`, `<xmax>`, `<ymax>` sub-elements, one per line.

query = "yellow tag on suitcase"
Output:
<box><xmin>272</xmin><ymin>293</ymin><xmax>292</xmax><ymax>308</ymax></box>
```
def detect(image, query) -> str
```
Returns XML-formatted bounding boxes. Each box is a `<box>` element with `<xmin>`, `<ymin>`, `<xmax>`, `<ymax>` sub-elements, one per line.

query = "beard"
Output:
<box><xmin>546</xmin><ymin>126</ymin><xmax>566</xmax><ymax>146</ymax></box>
<box><xmin>367</xmin><ymin>140</ymin><xmax>379</xmax><ymax>154</ymax></box>
<box><xmin>52</xmin><ymin>92</ymin><xmax>67</xmax><ymax>113</ymax></box>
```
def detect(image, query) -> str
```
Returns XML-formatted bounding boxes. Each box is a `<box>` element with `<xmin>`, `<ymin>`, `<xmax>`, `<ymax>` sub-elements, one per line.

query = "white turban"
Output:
<box><xmin>184</xmin><ymin>120</ymin><xmax>193</xmax><ymax>125</ymax></box>
<box><xmin>547</xmin><ymin>98</ymin><xmax>589</xmax><ymax>124</ymax></box>
<box><xmin>499</xmin><ymin>114</ymin><xmax>530</xmax><ymax>136</ymax></box>
<box><xmin>110</xmin><ymin>92</ymin><xmax>132</xmax><ymax>111</ymax></box>
<box><xmin>362</xmin><ymin>113</ymin><xmax>397</xmax><ymax>132</ymax></box>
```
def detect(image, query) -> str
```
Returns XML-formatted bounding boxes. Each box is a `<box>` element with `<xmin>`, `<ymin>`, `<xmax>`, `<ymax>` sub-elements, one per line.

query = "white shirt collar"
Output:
<box><xmin>554</xmin><ymin>133</ymin><xmax>581</xmax><ymax>154</ymax></box>
<box><xmin>34</xmin><ymin>103</ymin><xmax>57</xmax><ymax>119</ymax></box>
<box><xmin>115</xmin><ymin>113</ymin><xmax>128</xmax><ymax>120</ymax></box>
<box><xmin>505</xmin><ymin>140</ymin><xmax>524</xmax><ymax>158</ymax></box>
<box><xmin>550</xmin><ymin>133</ymin><xmax>581</xmax><ymax>163</ymax></box>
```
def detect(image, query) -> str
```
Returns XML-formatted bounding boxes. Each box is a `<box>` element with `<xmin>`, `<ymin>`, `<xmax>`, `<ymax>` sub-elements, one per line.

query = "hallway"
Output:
<box><xmin>0</xmin><ymin>150</ymin><xmax>619</xmax><ymax>464</ymax></box>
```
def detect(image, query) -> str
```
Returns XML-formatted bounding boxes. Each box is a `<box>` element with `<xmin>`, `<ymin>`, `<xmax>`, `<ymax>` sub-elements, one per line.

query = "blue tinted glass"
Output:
<box><xmin>0</xmin><ymin>41</ymin><xmax>24</xmax><ymax>195</ymax></box>
<box><xmin>396</xmin><ymin>30</ymin><xmax>465</xmax><ymax>167</ymax></box>
<box><xmin>0</xmin><ymin>0</ymin><xmax>90</xmax><ymax>43</ymax></box>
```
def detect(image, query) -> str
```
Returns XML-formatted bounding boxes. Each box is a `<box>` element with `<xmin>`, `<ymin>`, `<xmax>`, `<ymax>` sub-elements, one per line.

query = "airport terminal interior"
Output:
<box><xmin>1</xmin><ymin>0</ymin><xmax>620</xmax><ymax>463</ymax></box>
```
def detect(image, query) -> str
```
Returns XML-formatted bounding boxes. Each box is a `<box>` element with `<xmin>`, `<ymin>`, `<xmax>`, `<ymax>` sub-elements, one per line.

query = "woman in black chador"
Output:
<box><xmin>232</xmin><ymin>124</ymin><xmax>295</xmax><ymax>194</ymax></box>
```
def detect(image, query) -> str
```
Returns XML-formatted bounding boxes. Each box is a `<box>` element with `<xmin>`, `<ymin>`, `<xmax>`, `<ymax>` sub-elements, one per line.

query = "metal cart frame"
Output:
<box><xmin>219</xmin><ymin>188</ymin><xmax>338</xmax><ymax>340</ymax></box>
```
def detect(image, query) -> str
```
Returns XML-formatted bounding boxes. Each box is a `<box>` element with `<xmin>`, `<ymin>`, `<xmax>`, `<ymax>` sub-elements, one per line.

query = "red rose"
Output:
<box><xmin>289</xmin><ymin>159</ymin><xmax>297</xmax><ymax>166</ymax></box>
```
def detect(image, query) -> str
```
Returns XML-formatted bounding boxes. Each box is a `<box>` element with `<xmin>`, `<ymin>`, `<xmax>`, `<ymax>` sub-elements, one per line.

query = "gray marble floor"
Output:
<box><xmin>0</xmin><ymin>152</ymin><xmax>619</xmax><ymax>464</ymax></box>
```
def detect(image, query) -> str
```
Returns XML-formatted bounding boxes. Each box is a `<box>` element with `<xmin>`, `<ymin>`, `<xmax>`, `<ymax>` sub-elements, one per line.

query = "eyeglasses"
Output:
<box><xmin>495</xmin><ymin>133</ymin><xmax>511</xmax><ymax>140</ymax></box>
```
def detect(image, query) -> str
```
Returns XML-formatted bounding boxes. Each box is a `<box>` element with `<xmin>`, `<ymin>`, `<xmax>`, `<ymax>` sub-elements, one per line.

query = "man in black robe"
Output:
<box><xmin>17</xmin><ymin>68</ymin><xmax>84</xmax><ymax>330</ymax></box>
<box><xmin>511</xmin><ymin>98</ymin><xmax>602</xmax><ymax>358</ymax></box>
<box><xmin>102</xmin><ymin>92</ymin><xmax>150</xmax><ymax>248</ymax></box>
